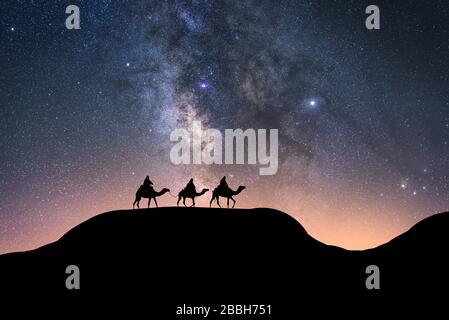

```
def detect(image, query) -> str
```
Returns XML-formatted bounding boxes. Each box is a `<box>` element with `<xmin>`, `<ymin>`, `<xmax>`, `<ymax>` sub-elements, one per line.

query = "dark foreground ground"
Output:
<box><xmin>0</xmin><ymin>207</ymin><xmax>448</xmax><ymax>316</ymax></box>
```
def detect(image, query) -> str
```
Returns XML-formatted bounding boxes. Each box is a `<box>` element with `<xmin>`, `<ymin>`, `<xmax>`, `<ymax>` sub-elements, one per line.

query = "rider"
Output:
<box><xmin>142</xmin><ymin>175</ymin><xmax>154</xmax><ymax>191</ymax></box>
<box><xmin>218</xmin><ymin>176</ymin><xmax>228</xmax><ymax>192</ymax></box>
<box><xmin>184</xmin><ymin>178</ymin><xmax>197</xmax><ymax>194</ymax></box>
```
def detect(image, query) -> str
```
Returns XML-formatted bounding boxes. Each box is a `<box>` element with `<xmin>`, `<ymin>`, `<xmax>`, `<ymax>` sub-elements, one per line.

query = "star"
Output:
<box><xmin>126</xmin><ymin>62</ymin><xmax>131</xmax><ymax>67</ymax></box>
<box><xmin>306</xmin><ymin>98</ymin><xmax>320</xmax><ymax>109</ymax></box>
<box><xmin>10</xmin><ymin>27</ymin><xmax>15</xmax><ymax>32</ymax></box>
<box><xmin>198</xmin><ymin>82</ymin><xmax>209</xmax><ymax>89</ymax></box>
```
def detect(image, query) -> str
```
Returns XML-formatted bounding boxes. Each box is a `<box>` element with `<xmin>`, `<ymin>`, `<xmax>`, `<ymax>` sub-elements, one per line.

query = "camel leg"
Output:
<box><xmin>154</xmin><ymin>197</ymin><xmax>158</xmax><ymax>208</ymax></box>
<box><xmin>133</xmin><ymin>196</ymin><xmax>140</xmax><ymax>209</ymax></box>
<box><xmin>177</xmin><ymin>196</ymin><xmax>181</xmax><ymax>206</ymax></box>
<box><xmin>191</xmin><ymin>198</ymin><xmax>195</xmax><ymax>207</ymax></box>
<box><xmin>216</xmin><ymin>197</ymin><xmax>221</xmax><ymax>208</ymax></box>
<box><xmin>183</xmin><ymin>197</ymin><xmax>187</xmax><ymax>207</ymax></box>
<box><xmin>231</xmin><ymin>197</ymin><xmax>236</xmax><ymax>208</ymax></box>
<box><xmin>148</xmin><ymin>198</ymin><xmax>151</xmax><ymax>208</ymax></box>
<box><xmin>227</xmin><ymin>198</ymin><xmax>230</xmax><ymax>208</ymax></box>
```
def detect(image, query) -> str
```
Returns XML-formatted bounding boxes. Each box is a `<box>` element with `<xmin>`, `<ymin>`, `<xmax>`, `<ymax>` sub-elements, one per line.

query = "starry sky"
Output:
<box><xmin>1</xmin><ymin>0</ymin><xmax>449</xmax><ymax>253</ymax></box>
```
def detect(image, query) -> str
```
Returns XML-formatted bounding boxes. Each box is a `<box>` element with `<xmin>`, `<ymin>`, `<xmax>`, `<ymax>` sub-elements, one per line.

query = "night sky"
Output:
<box><xmin>1</xmin><ymin>0</ymin><xmax>449</xmax><ymax>253</ymax></box>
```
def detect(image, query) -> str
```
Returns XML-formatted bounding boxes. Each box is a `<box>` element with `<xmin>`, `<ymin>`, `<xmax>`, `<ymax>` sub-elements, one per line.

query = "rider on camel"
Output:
<box><xmin>184</xmin><ymin>178</ymin><xmax>197</xmax><ymax>194</ymax></box>
<box><xmin>142</xmin><ymin>175</ymin><xmax>154</xmax><ymax>192</ymax></box>
<box><xmin>218</xmin><ymin>176</ymin><xmax>228</xmax><ymax>192</ymax></box>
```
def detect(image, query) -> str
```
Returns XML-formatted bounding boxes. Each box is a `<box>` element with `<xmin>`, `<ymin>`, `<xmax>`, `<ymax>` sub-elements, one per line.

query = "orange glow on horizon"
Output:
<box><xmin>0</xmin><ymin>173</ymin><xmax>428</xmax><ymax>254</ymax></box>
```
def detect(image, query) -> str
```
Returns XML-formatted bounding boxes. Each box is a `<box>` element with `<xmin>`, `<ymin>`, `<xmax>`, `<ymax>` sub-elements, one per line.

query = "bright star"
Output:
<box><xmin>306</xmin><ymin>98</ymin><xmax>320</xmax><ymax>109</ymax></box>
<box><xmin>10</xmin><ymin>27</ymin><xmax>15</xmax><ymax>32</ymax></box>
<box><xmin>401</xmin><ymin>184</ymin><xmax>406</xmax><ymax>189</ymax></box>
<box><xmin>126</xmin><ymin>62</ymin><xmax>130</xmax><ymax>67</ymax></box>
<box><xmin>198</xmin><ymin>82</ymin><xmax>209</xmax><ymax>89</ymax></box>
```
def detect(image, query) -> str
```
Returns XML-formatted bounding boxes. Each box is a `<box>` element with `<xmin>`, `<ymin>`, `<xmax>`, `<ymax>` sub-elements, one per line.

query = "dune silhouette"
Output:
<box><xmin>0</xmin><ymin>207</ymin><xmax>447</xmax><ymax>313</ymax></box>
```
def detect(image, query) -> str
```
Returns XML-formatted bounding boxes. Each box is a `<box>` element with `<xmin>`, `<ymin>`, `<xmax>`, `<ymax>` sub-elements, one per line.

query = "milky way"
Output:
<box><xmin>1</xmin><ymin>0</ymin><xmax>449</xmax><ymax>253</ymax></box>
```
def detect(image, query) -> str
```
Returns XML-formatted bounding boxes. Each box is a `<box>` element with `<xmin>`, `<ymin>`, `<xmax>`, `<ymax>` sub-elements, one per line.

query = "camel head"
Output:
<box><xmin>161</xmin><ymin>188</ymin><xmax>170</xmax><ymax>193</ymax></box>
<box><xmin>199</xmin><ymin>188</ymin><xmax>209</xmax><ymax>194</ymax></box>
<box><xmin>236</xmin><ymin>186</ymin><xmax>246</xmax><ymax>193</ymax></box>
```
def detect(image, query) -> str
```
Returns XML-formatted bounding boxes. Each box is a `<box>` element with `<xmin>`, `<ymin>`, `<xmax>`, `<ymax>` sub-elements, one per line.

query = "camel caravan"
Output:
<box><xmin>132</xmin><ymin>176</ymin><xmax>246</xmax><ymax>209</ymax></box>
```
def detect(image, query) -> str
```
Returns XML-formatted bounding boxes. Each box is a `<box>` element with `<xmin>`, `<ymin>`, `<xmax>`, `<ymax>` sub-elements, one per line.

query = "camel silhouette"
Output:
<box><xmin>177</xmin><ymin>188</ymin><xmax>209</xmax><ymax>207</ymax></box>
<box><xmin>133</xmin><ymin>186</ymin><xmax>170</xmax><ymax>209</ymax></box>
<box><xmin>210</xmin><ymin>185</ymin><xmax>246</xmax><ymax>208</ymax></box>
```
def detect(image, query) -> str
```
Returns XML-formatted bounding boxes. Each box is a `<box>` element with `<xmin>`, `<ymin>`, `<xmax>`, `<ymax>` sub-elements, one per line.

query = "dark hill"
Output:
<box><xmin>364</xmin><ymin>211</ymin><xmax>449</xmax><ymax>293</ymax></box>
<box><xmin>1</xmin><ymin>207</ymin><xmax>448</xmax><ymax>314</ymax></box>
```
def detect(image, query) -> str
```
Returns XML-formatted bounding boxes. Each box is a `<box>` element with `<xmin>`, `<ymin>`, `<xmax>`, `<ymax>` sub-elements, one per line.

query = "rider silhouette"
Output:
<box><xmin>218</xmin><ymin>176</ymin><xmax>228</xmax><ymax>192</ymax></box>
<box><xmin>184</xmin><ymin>178</ymin><xmax>197</xmax><ymax>194</ymax></box>
<box><xmin>142</xmin><ymin>176</ymin><xmax>154</xmax><ymax>191</ymax></box>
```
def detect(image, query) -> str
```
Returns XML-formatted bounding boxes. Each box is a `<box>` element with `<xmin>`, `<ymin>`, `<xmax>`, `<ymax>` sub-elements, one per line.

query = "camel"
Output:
<box><xmin>177</xmin><ymin>188</ymin><xmax>209</xmax><ymax>207</ymax></box>
<box><xmin>209</xmin><ymin>185</ymin><xmax>246</xmax><ymax>208</ymax></box>
<box><xmin>133</xmin><ymin>186</ymin><xmax>170</xmax><ymax>209</ymax></box>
